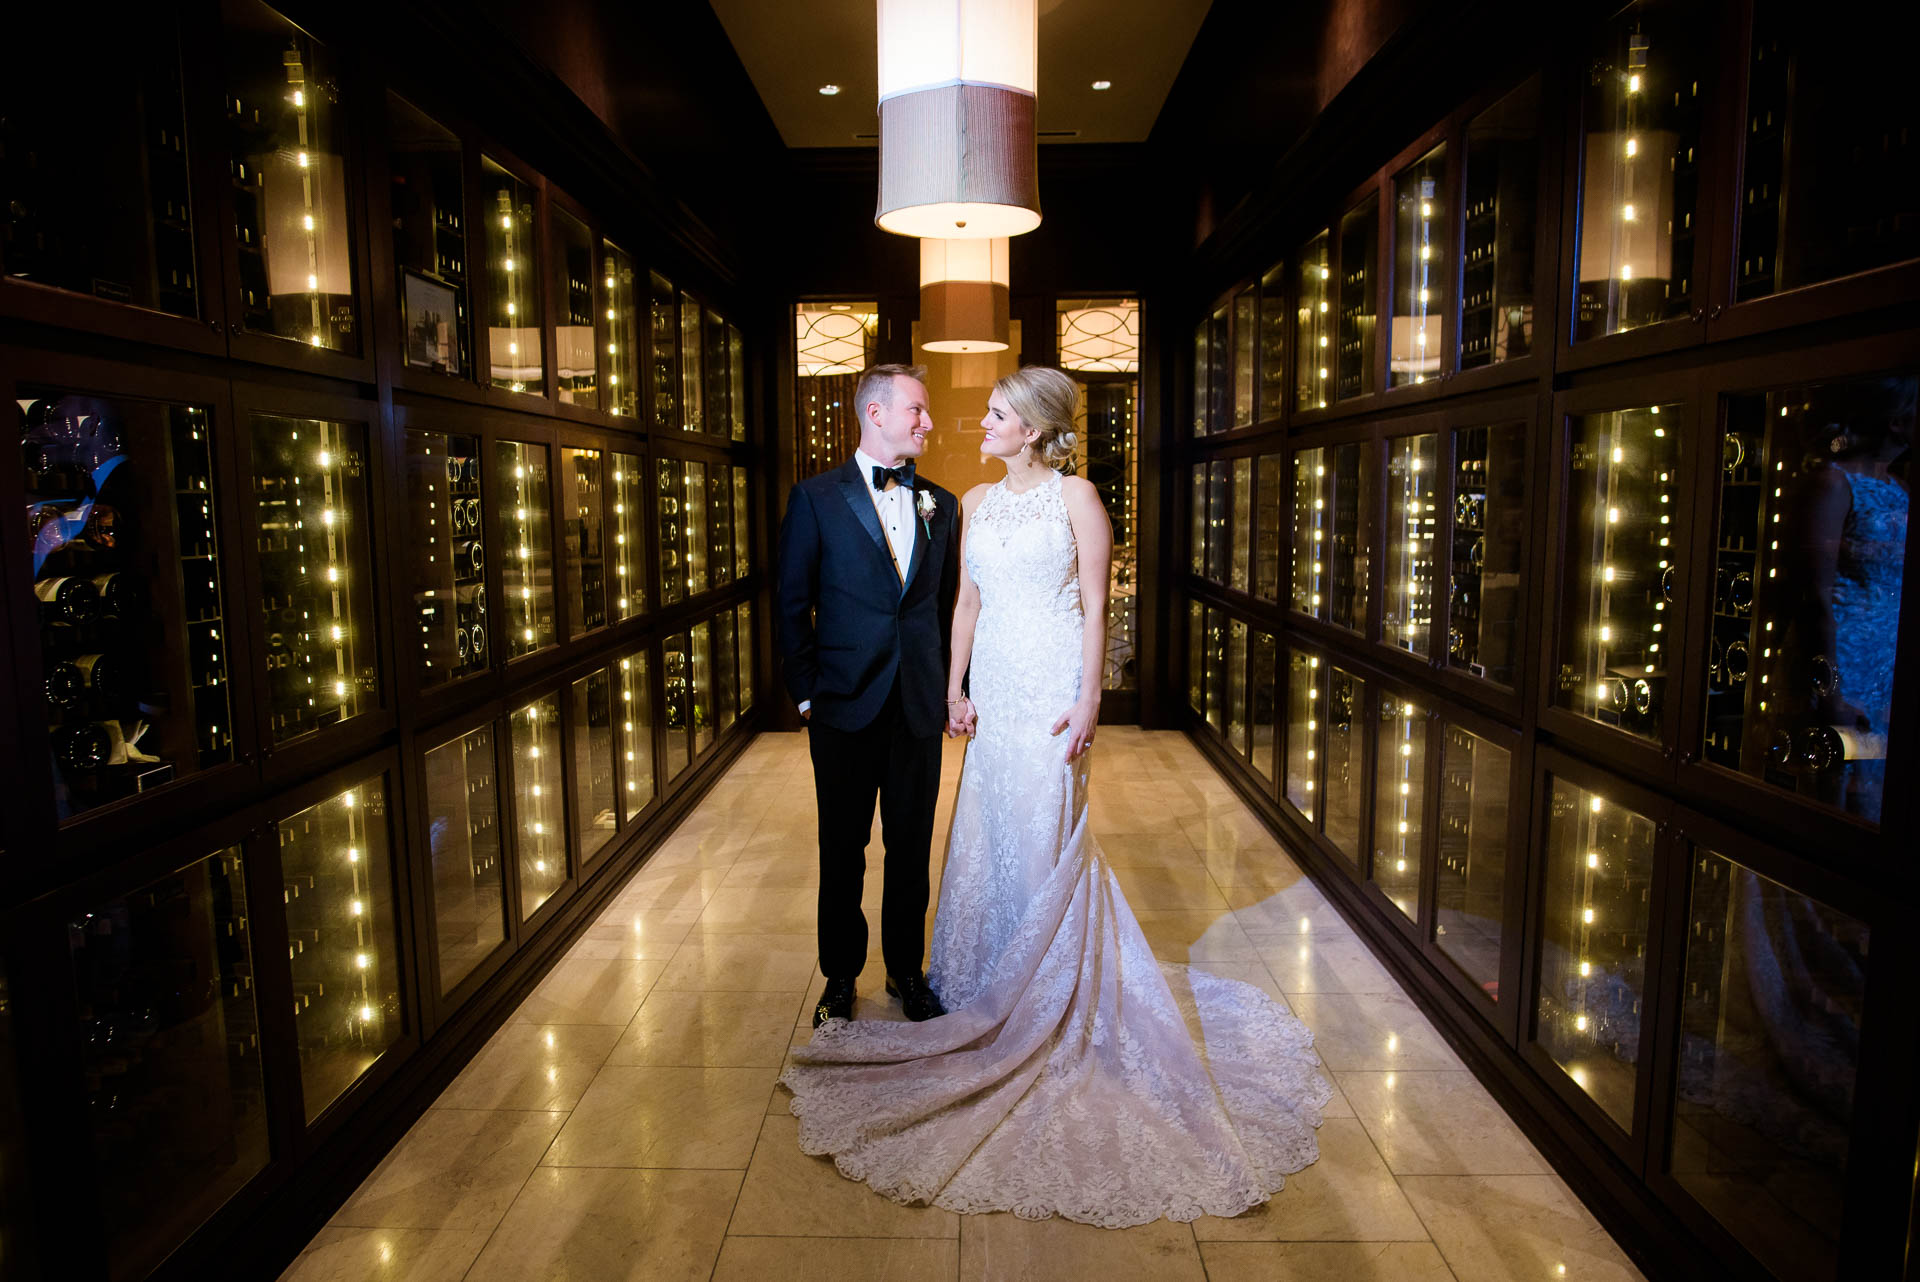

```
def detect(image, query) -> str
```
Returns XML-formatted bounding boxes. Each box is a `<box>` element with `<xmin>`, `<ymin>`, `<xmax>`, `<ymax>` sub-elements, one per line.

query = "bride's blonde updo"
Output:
<box><xmin>996</xmin><ymin>365</ymin><xmax>1080</xmax><ymax>472</ymax></box>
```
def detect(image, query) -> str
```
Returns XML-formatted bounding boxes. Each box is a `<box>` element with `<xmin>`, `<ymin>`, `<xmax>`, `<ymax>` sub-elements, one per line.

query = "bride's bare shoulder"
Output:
<box><xmin>960</xmin><ymin>482</ymin><xmax>996</xmax><ymax>513</ymax></box>
<box><xmin>1059</xmin><ymin>474</ymin><xmax>1105</xmax><ymax>510</ymax></box>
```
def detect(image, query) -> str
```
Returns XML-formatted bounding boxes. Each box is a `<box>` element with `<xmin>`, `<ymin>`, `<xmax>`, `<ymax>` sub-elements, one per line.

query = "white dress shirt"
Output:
<box><xmin>800</xmin><ymin>451</ymin><xmax>917</xmax><ymax>716</ymax></box>
<box><xmin>855</xmin><ymin>447</ymin><xmax>917</xmax><ymax>581</ymax></box>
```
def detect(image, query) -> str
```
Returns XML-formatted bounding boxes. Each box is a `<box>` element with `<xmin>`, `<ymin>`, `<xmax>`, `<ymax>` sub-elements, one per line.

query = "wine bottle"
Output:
<box><xmin>45</xmin><ymin>659</ymin><xmax>85</xmax><ymax>707</ymax></box>
<box><xmin>36</xmin><ymin>575</ymin><xmax>101</xmax><ymax>623</ymax></box>
<box><xmin>75</xmin><ymin>653</ymin><xmax>122</xmax><ymax>704</ymax></box>
<box><xmin>55</xmin><ymin>722</ymin><xmax>112</xmax><ymax>771</ymax></box>
<box><xmin>91</xmin><ymin>571</ymin><xmax>144</xmax><ymax>619</ymax></box>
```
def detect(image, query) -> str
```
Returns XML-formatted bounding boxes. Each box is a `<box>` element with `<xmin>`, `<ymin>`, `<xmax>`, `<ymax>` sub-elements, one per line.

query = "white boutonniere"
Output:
<box><xmin>916</xmin><ymin>488</ymin><xmax>937</xmax><ymax>536</ymax></box>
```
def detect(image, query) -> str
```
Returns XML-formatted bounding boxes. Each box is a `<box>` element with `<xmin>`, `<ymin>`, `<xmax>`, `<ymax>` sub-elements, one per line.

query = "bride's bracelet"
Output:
<box><xmin>945</xmin><ymin>697</ymin><xmax>970</xmax><ymax>705</ymax></box>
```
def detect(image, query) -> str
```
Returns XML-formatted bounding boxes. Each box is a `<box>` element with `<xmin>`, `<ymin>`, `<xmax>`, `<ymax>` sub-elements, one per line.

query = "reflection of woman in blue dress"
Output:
<box><xmin>1795</xmin><ymin>378</ymin><xmax>1911</xmax><ymax>821</ymax></box>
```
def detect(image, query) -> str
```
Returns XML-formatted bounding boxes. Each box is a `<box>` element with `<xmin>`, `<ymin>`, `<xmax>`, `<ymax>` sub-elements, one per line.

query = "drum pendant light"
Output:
<box><xmin>920</xmin><ymin>238</ymin><xmax>1010</xmax><ymax>352</ymax></box>
<box><xmin>875</xmin><ymin>0</ymin><xmax>1041</xmax><ymax>239</ymax></box>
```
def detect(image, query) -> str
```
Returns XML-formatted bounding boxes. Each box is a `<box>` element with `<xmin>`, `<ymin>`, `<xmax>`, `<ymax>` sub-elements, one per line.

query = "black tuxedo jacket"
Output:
<box><xmin>776</xmin><ymin>458</ymin><xmax>960</xmax><ymax>737</ymax></box>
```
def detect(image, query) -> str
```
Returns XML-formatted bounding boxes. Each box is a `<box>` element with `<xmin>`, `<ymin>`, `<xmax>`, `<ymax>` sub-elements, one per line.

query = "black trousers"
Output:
<box><xmin>806</xmin><ymin>679</ymin><xmax>941</xmax><ymax>980</ymax></box>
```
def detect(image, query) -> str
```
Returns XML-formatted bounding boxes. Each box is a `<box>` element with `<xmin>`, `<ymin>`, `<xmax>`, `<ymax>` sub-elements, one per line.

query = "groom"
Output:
<box><xmin>777</xmin><ymin>363</ymin><xmax>958</xmax><ymax>1027</ymax></box>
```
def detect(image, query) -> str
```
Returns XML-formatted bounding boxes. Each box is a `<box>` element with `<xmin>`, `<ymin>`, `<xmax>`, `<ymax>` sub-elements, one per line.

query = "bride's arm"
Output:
<box><xmin>946</xmin><ymin>485</ymin><xmax>990</xmax><ymax>736</ymax></box>
<box><xmin>1053</xmin><ymin>476</ymin><xmax>1112</xmax><ymax>760</ymax></box>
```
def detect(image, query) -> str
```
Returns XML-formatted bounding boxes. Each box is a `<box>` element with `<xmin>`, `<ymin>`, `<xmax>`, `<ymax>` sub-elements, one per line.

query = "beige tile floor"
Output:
<box><xmin>283</xmin><ymin>729</ymin><xmax>1646</xmax><ymax>1282</ymax></box>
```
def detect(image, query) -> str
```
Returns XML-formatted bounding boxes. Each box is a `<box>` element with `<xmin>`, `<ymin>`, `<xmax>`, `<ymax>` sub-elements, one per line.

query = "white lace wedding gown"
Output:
<box><xmin>779</xmin><ymin>471</ymin><xmax>1331</xmax><ymax>1226</ymax></box>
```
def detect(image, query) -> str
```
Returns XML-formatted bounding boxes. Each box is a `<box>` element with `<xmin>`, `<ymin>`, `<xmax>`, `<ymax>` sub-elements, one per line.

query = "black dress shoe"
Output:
<box><xmin>813</xmin><ymin>977</ymin><xmax>857</xmax><ymax>1028</ymax></box>
<box><xmin>885</xmin><ymin>972</ymin><xmax>947</xmax><ymax>1022</ymax></box>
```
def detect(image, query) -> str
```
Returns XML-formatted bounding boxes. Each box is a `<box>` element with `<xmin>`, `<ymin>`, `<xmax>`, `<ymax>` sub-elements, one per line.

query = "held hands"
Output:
<box><xmin>946</xmin><ymin>697</ymin><xmax>977</xmax><ymax>739</ymax></box>
<box><xmin>1050</xmin><ymin>699</ymin><xmax>1099</xmax><ymax>761</ymax></box>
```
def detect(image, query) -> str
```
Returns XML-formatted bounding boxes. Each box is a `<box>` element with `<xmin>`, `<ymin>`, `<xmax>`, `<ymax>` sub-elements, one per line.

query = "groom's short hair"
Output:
<box><xmin>855</xmin><ymin>363</ymin><xmax>928</xmax><ymax>424</ymax></box>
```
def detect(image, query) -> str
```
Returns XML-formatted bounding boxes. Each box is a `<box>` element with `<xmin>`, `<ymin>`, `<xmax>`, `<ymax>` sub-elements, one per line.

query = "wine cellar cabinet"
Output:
<box><xmin>1178</xmin><ymin>3</ymin><xmax>1919</xmax><ymax>1281</ymax></box>
<box><xmin>0</xmin><ymin>2</ymin><xmax>764</xmax><ymax>1278</ymax></box>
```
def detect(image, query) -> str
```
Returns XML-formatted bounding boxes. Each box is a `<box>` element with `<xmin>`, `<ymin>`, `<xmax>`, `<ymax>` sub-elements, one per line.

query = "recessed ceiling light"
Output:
<box><xmin>1091</xmin><ymin>80</ymin><xmax>1112</xmax><ymax>91</ymax></box>
<box><xmin>818</xmin><ymin>84</ymin><xmax>842</xmax><ymax>96</ymax></box>
<box><xmin>828</xmin><ymin>304</ymin><xmax>853</xmax><ymax>311</ymax></box>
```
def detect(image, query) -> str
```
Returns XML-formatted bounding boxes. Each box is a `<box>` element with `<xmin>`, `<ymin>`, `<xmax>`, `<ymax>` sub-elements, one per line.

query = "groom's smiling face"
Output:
<box><xmin>864</xmin><ymin>375</ymin><xmax>933</xmax><ymax>465</ymax></box>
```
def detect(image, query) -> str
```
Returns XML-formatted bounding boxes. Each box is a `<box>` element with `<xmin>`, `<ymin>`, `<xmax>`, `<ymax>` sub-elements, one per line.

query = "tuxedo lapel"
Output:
<box><xmin>901</xmin><ymin>483</ymin><xmax>934</xmax><ymax>594</ymax></box>
<box><xmin>833</xmin><ymin>459</ymin><xmax>897</xmax><ymax>584</ymax></box>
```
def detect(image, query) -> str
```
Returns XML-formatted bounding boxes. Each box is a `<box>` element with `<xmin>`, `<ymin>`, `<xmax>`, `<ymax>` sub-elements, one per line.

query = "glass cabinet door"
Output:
<box><xmin>1187</xmin><ymin>601</ymin><xmax>1204</xmax><ymax>715</ymax></box>
<box><xmin>704</xmin><ymin>308</ymin><xmax>730</xmax><ymax>436</ymax></box>
<box><xmin>714</xmin><ymin>610</ymin><xmax>739</xmax><ymax>732</ymax></box>
<box><xmin>1258</xmin><ymin>264</ymin><xmax>1286</xmax><ymax>422</ymax></box>
<box><xmin>1734</xmin><ymin>6</ymin><xmax>1918</xmax><ymax>304</ymax></box>
<box><xmin>1229</xmin><ymin>457</ymin><xmax>1252</xmax><ymax>592</ymax></box>
<box><xmin>221</xmin><ymin>0</ymin><xmax>357</xmax><ymax>352</ymax></box>
<box><xmin>1391</xmin><ymin>144</ymin><xmax>1448</xmax><ymax>388</ymax></box>
<box><xmin>1448</xmin><ymin>422</ymin><xmax>1527</xmax><ymax>685</ymax></box>
<box><xmin>22</xmin><ymin>393</ymin><xmax>233</xmax><ymax>819</ymax></box>
<box><xmin>1206</xmin><ymin>305</ymin><xmax>1230</xmax><ymax>433</ymax></box>
<box><xmin>1337</xmin><ymin>198</ymin><xmax>1378</xmax><ymax>401</ymax></box>
<box><xmin>570</xmin><ymin>669</ymin><xmax>617</xmax><ymax>866</ymax></box>
<box><xmin>481</xmin><ymin>157</ymin><xmax>541</xmax><ymax>394</ymax></box>
<box><xmin>1557</xmin><ymin>403</ymin><xmax>1684</xmax><ymax>740</ymax></box>
<box><xmin>1250</xmin><ymin>629</ymin><xmax>1278</xmax><ymax>782</ymax></box>
<box><xmin>732</xmin><ymin>466</ymin><xmax>751</xmax><ymax>580</ymax></box>
<box><xmin>561</xmin><ymin>446</ymin><xmax>607</xmax><ymax>637</ymax></box>
<box><xmin>1286</xmin><ymin>649</ymin><xmax>1321</xmax><ymax>821</ymax></box>
<box><xmin>1324</xmin><ymin>667</ymin><xmax>1366</xmax><ymax>865</ymax></box>
<box><xmin>1231</xmin><ymin>287</ymin><xmax>1256</xmax><ymax>429</ymax></box>
<box><xmin>497</xmin><ymin>441</ymin><xmax>555</xmax><ymax>656</ymax></box>
<box><xmin>1461</xmin><ymin>76</ymin><xmax>1541</xmax><ymax>369</ymax></box>
<box><xmin>3</xmin><ymin>8</ymin><xmax>199</xmax><ymax>318</ymax></box>
<box><xmin>728</xmin><ymin>323</ymin><xmax>748</xmax><ymax>440</ymax></box>
<box><xmin>1536</xmin><ymin>775</ymin><xmax>1655</xmax><ymax>1131</ymax></box>
<box><xmin>1671</xmin><ymin>849</ymin><xmax>1866</xmax><ymax>1282</ymax></box>
<box><xmin>679</xmin><ymin>294</ymin><xmax>704</xmax><ymax>431</ymax></box>
<box><xmin>663</xmin><ymin>632</ymin><xmax>691</xmax><ymax>780</ymax></box>
<box><xmin>510</xmin><ymin>694</ymin><xmax>564</xmax><ymax>918</ymax></box>
<box><xmin>1328</xmin><ymin>442</ymin><xmax>1374</xmax><ymax>632</ymax></box>
<box><xmin>1205</xmin><ymin>461</ymin><xmax>1230</xmax><ymax>584</ymax></box>
<box><xmin>1296</xmin><ymin>231</ymin><xmax>1332</xmax><ymax>411</ymax></box>
<box><xmin>404</xmin><ymin>430</ymin><xmax>486</xmax><ymax>687</ymax></box>
<box><xmin>422</xmin><ymin>724</ymin><xmax>504</xmax><ymax>995</ymax></box>
<box><xmin>1189</xmin><ymin>464</ymin><xmax>1207</xmax><ymax>576</ymax></box>
<box><xmin>1572</xmin><ymin>1</ymin><xmax>1709</xmax><ymax>342</ymax></box>
<box><xmin>1703</xmin><ymin>374</ymin><xmax>1912</xmax><ymax>827</ymax></box>
<box><xmin>617</xmin><ymin>650</ymin><xmax>655</xmax><ymax>816</ymax></box>
<box><xmin>388</xmin><ymin>95</ymin><xmax>468</xmax><ymax>379</ymax></box>
<box><xmin>648</xmin><ymin>271</ymin><xmax>677</xmax><ymax>430</ymax></box>
<box><xmin>1373</xmin><ymin>695</ymin><xmax>1426</xmax><ymax>921</ymax></box>
<box><xmin>249</xmin><ymin>414</ymin><xmax>378</xmax><ymax>744</ymax></box>
<box><xmin>1254</xmin><ymin>454</ymin><xmax>1284</xmax><ymax>602</ymax></box>
<box><xmin>657</xmin><ymin>457</ymin><xmax>686</xmax><ymax>606</ymax></box>
<box><xmin>1291</xmin><ymin>447</ymin><xmax>1323</xmax><ymax>612</ymax></box>
<box><xmin>684</xmin><ymin>460</ymin><xmax>710</xmax><ymax>595</ymax></box>
<box><xmin>1434</xmin><ymin>724</ymin><xmax>1510</xmax><ymax>998</ymax></box>
<box><xmin>69</xmin><ymin>848</ymin><xmax>266</xmax><ymax>1282</ymax></box>
<box><xmin>1201</xmin><ymin>607</ymin><xmax>1228</xmax><ymax>735</ymax></box>
<box><xmin>1385</xmin><ymin>433</ymin><xmax>1440</xmax><ymax>655</ymax></box>
<box><xmin>736</xmin><ymin>601</ymin><xmax>755</xmax><ymax>713</ymax></box>
<box><xmin>708</xmin><ymin>462</ymin><xmax>735</xmax><ymax>588</ymax></box>
<box><xmin>1226</xmin><ymin>618</ymin><xmax>1249</xmax><ymax>753</ymax></box>
<box><xmin>691</xmin><ymin>619</ymin><xmax>714</xmax><ymax>754</ymax></box>
<box><xmin>551</xmin><ymin>209</ymin><xmax>596</xmax><ymax>406</ymax></box>
<box><xmin>610</xmin><ymin>452</ymin><xmax>646</xmax><ymax>620</ymax></box>
<box><xmin>277</xmin><ymin>776</ymin><xmax>400</xmax><ymax>1123</ymax></box>
<box><xmin>1191</xmin><ymin>318</ymin><xmax>1210</xmax><ymax>435</ymax></box>
<box><xmin>601</xmin><ymin>240</ymin><xmax>640</xmax><ymax>418</ymax></box>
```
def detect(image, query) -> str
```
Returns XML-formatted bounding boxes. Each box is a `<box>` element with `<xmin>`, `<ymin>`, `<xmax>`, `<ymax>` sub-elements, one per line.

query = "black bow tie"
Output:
<box><xmin>871</xmin><ymin>461</ymin><xmax>916</xmax><ymax>491</ymax></box>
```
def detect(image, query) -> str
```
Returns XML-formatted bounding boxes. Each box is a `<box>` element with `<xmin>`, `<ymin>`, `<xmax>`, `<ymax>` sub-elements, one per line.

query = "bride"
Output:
<box><xmin>779</xmin><ymin>365</ymin><xmax>1330</xmax><ymax>1226</ymax></box>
